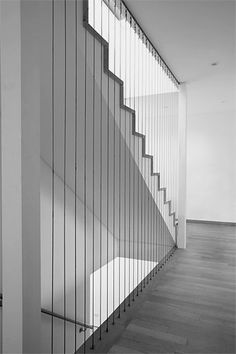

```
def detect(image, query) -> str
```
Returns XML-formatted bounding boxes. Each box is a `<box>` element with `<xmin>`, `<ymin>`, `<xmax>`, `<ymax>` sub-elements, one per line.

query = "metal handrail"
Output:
<box><xmin>0</xmin><ymin>293</ymin><xmax>95</xmax><ymax>332</ymax></box>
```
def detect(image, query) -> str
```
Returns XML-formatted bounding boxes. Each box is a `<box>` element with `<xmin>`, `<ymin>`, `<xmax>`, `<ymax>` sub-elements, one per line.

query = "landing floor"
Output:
<box><xmin>91</xmin><ymin>222</ymin><xmax>236</xmax><ymax>353</ymax></box>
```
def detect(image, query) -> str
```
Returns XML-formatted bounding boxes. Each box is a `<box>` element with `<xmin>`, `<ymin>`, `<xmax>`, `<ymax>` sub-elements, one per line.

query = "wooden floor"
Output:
<box><xmin>92</xmin><ymin>222</ymin><xmax>236</xmax><ymax>354</ymax></box>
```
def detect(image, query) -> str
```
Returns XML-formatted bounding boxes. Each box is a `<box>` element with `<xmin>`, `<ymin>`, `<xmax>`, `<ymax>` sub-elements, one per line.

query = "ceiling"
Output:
<box><xmin>125</xmin><ymin>0</ymin><xmax>236</xmax><ymax>116</ymax></box>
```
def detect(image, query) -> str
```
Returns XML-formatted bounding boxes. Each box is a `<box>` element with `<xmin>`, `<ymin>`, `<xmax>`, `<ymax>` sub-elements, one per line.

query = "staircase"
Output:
<box><xmin>84</xmin><ymin>11</ymin><xmax>178</xmax><ymax>234</ymax></box>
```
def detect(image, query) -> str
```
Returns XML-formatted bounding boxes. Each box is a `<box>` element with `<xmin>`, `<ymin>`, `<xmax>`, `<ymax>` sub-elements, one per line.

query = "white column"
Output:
<box><xmin>0</xmin><ymin>0</ymin><xmax>41</xmax><ymax>352</ymax></box>
<box><xmin>177</xmin><ymin>83</ymin><xmax>187</xmax><ymax>248</ymax></box>
<box><xmin>1</xmin><ymin>1</ymin><xmax>23</xmax><ymax>352</ymax></box>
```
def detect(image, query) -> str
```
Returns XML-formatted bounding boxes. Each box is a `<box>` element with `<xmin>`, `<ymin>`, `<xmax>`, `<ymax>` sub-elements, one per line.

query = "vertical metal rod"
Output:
<box><xmin>168</xmin><ymin>69</ymin><xmax>170</xmax><ymax>254</ymax></box>
<box><xmin>170</xmin><ymin>74</ymin><xmax>173</xmax><ymax>247</ymax></box>
<box><xmin>139</xmin><ymin>31</ymin><xmax>142</xmax><ymax>293</ymax></box>
<box><xmin>151</xmin><ymin>46</ymin><xmax>153</xmax><ymax>279</ymax></box>
<box><xmin>155</xmin><ymin>178</ymin><xmax>157</xmax><ymax>275</ymax></box>
<box><xmin>151</xmin><ymin>48</ymin><xmax>154</xmax><ymax>280</ymax></box>
<box><xmin>161</xmin><ymin>61</ymin><xmax>164</xmax><ymax>265</ymax></box>
<box><xmin>147</xmin><ymin>42</ymin><xmax>150</xmax><ymax>284</ymax></box>
<box><xmin>150</xmin><ymin>44</ymin><xmax>152</xmax><ymax>281</ymax></box>
<box><xmin>155</xmin><ymin>56</ymin><xmax>158</xmax><ymax>273</ymax></box>
<box><xmin>132</xmin><ymin>20</ymin><xmax>135</xmax><ymax>302</ymax></box>
<box><xmin>173</xmin><ymin>85</ymin><xmax>175</xmax><ymax>230</ymax></box>
<box><xmin>106</xmin><ymin>0</ymin><xmax>110</xmax><ymax>332</ymax></box>
<box><xmin>138</xmin><ymin>28</ymin><xmax>143</xmax><ymax>292</ymax></box>
<box><xmin>172</xmin><ymin>82</ymin><xmax>174</xmax><ymax>228</ymax></box>
<box><xmin>175</xmin><ymin>87</ymin><xmax>178</xmax><ymax>242</ymax></box>
<box><xmin>136</xmin><ymin>24</ymin><xmax>138</xmax><ymax>299</ymax></box>
<box><xmin>145</xmin><ymin>41</ymin><xmax>148</xmax><ymax>283</ymax></box>
<box><xmin>172</xmin><ymin>83</ymin><xmax>174</xmax><ymax>233</ymax></box>
<box><xmin>152</xmin><ymin>50</ymin><xmax>154</xmax><ymax>279</ymax></box>
<box><xmin>149</xmin><ymin>45</ymin><xmax>151</xmax><ymax>281</ymax></box>
<box><xmin>171</xmin><ymin>79</ymin><xmax>173</xmax><ymax>230</ymax></box>
<box><xmin>172</xmin><ymin>80</ymin><xmax>174</xmax><ymax>232</ymax></box>
<box><xmin>131</xmin><ymin>14</ymin><xmax>134</xmax><ymax>305</ymax></box>
<box><xmin>165</xmin><ymin>67</ymin><xmax>167</xmax><ymax>260</ymax></box>
<box><xmin>144</xmin><ymin>33</ymin><xmax>146</xmax><ymax>288</ymax></box>
<box><xmin>118</xmin><ymin>0</ymin><xmax>122</xmax><ymax>320</ymax></box>
<box><xmin>144</xmin><ymin>37</ymin><xmax>148</xmax><ymax>290</ymax></box>
<box><xmin>99</xmin><ymin>0</ymin><xmax>103</xmax><ymax>341</ymax></box>
<box><xmin>153</xmin><ymin>53</ymin><xmax>156</xmax><ymax>275</ymax></box>
<box><xmin>160</xmin><ymin>61</ymin><xmax>163</xmax><ymax>264</ymax></box>
<box><xmin>141</xmin><ymin>32</ymin><xmax>144</xmax><ymax>292</ymax></box>
<box><xmin>170</xmin><ymin>76</ymin><xmax>173</xmax><ymax>240</ymax></box>
<box><xmin>166</xmin><ymin>66</ymin><xmax>169</xmax><ymax>257</ymax></box>
<box><xmin>144</xmin><ymin>37</ymin><xmax>147</xmax><ymax>289</ymax></box>
<box><xmin>149</xmin><ymin>44</ymin><xmax>151</xmax><ymax>281</ymax></box>
<box><xmin>162</xmin><ymin>65</ymin><xmax>165</xmax><ymax>262</ymax></box>
<box><xmin>91</xmin><ymin>0</ymin><xmax>96</xmax><ymax>347</ymax></box>
<box><xmin>83</xmin><ymin>23</ymin><xmax>87</xmax><ymax>354</ymax></box>
<box><xmin>51</xmin><ymin>1</ymin><xmax>55</xmax><ymax>352</ymax></box>
<box><xmin>63</xmin><ymin>1</ymin><xmax>67</xmax><ymax>352</ymax></box>
<box><xmin>154</xmin><ymin>54</ymin><xmax>157</xmax><ymax>275</ymax></box>
<box><xmin>169</xmin><ymin>74</ymin><xmax>171</xmax><ymax>240</ymax></box>
<box><xmin>153</xmin><ymin>52</ymin><xmax>156</xmax><ymax>278</ymax></box>
<box><xmin>138</xmin><ymin>30</ymin><xmax>141</xmax><ymax>292</ymax></box>
<box><xmin>123</xmin><ymin>8</ymin><xmax>127</xmax><ymax>313</ymax></box>
<box><xmin>146</xmin><ymin>39</ymin><xmax>149</xmax><ymax>285</ymax></box>
<box><xmin>133</xmin><ymin>23</ymin><xmax>140</xmax><ymax>301</ymax></box>
<box><xmin>165</xmin><ymin>66</ymin><xmax>167</xmax><ymax>252</ymax></box>
<box><xmin>128</xmin><ymin>13</ymin><xmax>131</xmax><ymax>308</ymax></box>
<box><xmin>150</xmin><ymin>48</ymin><xmax>152</xmax><ymax>279</ymax></box>
<box><xmin>151</xmin><ymin>172</ymin><xmax>154</xmax><ymax>279</ymax></box>
<box><xmin>164</xmin><ymin>64</ymin><xmax>167</xmax><ymax>261</ymax></box>
<box><xmin>157</xmin><ymin>55</ymin><xmax>160</xmax><ymax>267</ymax></box>
<box><xmin>171</xmin><ymin>73</ymin><xmax>173</xmax><ymax>245</ymax></box>
<box><xmin>112</xmin><ymin>0</ymin><xmax>116</xmax><ymax>326</ymax></box>
<box><xmin>163</xmin><ymin>63</ymin><xmax>166</xmax><ymax>263</ymax></box>
<box><xmin>158</xmin><ymin>56</ymin><xmax>161</xmax><ymax>266</ymax></box>
<box><xmin>74</xmin><ymin>0</ymin><xmax>78</xmax><ymax>351</ymax></box>
<box><xmin>174</xmin><ymin>83</ymin><xmax>177</xmax><ymax>239</ymax></box>
<box><xmin>162</xmin><ymin>62</ymin><xmax>165</xmax><ymax>263</ymax></box>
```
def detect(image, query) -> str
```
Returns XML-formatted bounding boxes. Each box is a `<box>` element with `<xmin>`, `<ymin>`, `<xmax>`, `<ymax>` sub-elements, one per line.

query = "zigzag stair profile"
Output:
<box><xmin>83</xmin><ymin>18</ymin><xmax>178</xmax><ymax>233</ymax></box>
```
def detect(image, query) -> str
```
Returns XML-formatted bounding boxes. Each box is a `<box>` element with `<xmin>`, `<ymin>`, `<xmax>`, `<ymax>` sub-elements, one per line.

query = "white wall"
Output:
<box><xmin>187</xmin><ymin>110</ymin><xmax>236</xmax><ymax>223</ymax></box>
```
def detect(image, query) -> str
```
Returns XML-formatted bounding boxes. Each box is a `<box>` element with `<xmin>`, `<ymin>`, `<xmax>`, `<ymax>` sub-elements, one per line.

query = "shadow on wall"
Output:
<box><xmin>40</xmin><ymin>110</ymin><xmax>173</xmax><ymax>324</ymax></box>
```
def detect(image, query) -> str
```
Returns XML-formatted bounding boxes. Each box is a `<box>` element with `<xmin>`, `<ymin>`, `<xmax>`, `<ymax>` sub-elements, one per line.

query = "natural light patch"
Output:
<box><xmin>90</xmin><ymin>257</ymin><xmax>157</xmax><ymax>327</ymax></box>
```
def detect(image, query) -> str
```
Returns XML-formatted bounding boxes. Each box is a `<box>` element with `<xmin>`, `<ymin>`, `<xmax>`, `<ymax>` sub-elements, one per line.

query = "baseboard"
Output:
<box><xmin>187</xmin><ymin>219</ymin><xmax>236</xmax><ymax>226</ymax></box>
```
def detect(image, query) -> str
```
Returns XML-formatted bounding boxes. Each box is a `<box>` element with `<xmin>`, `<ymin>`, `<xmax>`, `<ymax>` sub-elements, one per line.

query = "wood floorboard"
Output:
<box><xmin>93</xmin><ymin>222</ymin><xmax>236</xmax><ymax>353</ymax></box>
